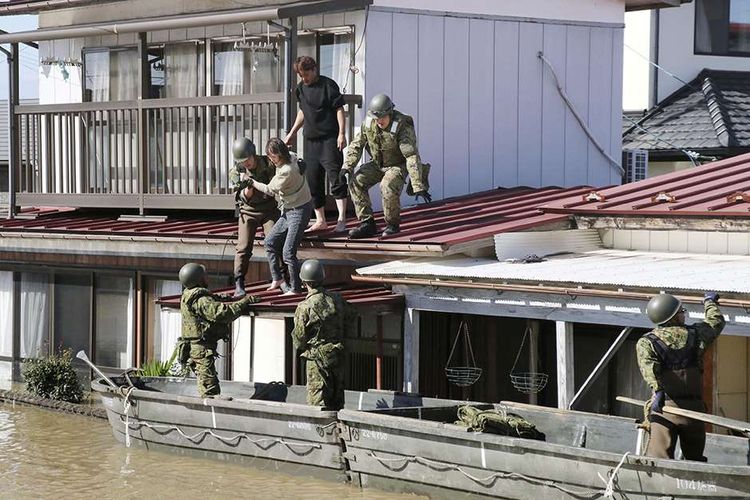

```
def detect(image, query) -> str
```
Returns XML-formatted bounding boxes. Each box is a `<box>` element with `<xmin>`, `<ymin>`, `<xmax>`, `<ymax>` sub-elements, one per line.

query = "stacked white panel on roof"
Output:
<box><xmin>494</xmin><ymin>229</ymin><xmax>602</xmax><ymax>261</ymax></box>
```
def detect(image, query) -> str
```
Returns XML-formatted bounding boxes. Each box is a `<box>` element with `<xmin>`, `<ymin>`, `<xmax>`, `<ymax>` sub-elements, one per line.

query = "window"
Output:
<box><xmin>54</xmin><ymin>273</ymin><xmax>91</xmax><ymax>359</ymax></box>
<box><xmin>623</xmin><ymin>150</ymin><xmax>648</xmax><ymax>183</ymax></box>
<box><xmin>94</xmin><ymin>275</ymin><xmax>134</xmax><ymax>368</ymax></box>
<box><xmin>297</xmin><ymin>29</ymin><xmax>353</xmax><ymax>92</ymax></box>
<box><xmin>0</xmin><ymin>272</ymin><xmax>12</xmax><ymax>357</ymax></box>
<box><xmin>212</xmin><ymin>40</ymin><xmax>284</xmax><ymax>95</ymax></box>
<box><xmin>83</xmin><ymin>48</ymin><xmax>139</xmax><ymax>102</ymax></box>
<box><xmin>20</xmin><ymin>273</ymin><xmax>49</xmax><ymax>358</ymax></box>
<box><xmin>695</xmin><ymin>0</ymin><xmax>750</xmax><ymax>56</ymax></box>
<box><xmin>148</xmin><ymin>278</ymin><xmax>182</xmax><ymax>363</ymax></box>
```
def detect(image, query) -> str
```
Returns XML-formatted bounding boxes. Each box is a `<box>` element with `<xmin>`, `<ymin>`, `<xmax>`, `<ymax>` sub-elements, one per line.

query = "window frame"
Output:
<box><xmin>694</xmin><ymin>0</ymin><xmax>750</xmax><ymax>57</ymax></box>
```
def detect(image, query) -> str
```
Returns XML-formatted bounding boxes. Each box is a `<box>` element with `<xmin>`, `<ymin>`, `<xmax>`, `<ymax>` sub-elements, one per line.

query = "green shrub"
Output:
<box><xmin>137</xmin><ymin>358</ymin><xmax>176</xmax><ymax>377</ymax></box>
<box><xmin>21</xmin><ymin>349</ymin><xmax>84</xmax><ymax>403</ymax></box>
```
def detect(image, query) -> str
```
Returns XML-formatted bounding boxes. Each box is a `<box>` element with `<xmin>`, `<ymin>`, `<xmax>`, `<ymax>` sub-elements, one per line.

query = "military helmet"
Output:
<box><xmin>179</xmin><ymin>263</ymin><xmax>206</xmax><ymax>289</ymax></box>
<box><xmin>300</xmin><ymin>259</ymin><xmax>325</xmax><ymax>285</ymax></box>
<box><xmin>233</xmin><ymin>137</ymin><xmax>257</xmax><ymax>161</ymax></box>
<box><xmin>367</xmin><ymin>94</ymin><xmax>395</xmax><ymax>118</ymax></box>
<box><xmin>646</xmin><ymin>293</ymin><xmax>683</xmax><ymax>325</ymax></box>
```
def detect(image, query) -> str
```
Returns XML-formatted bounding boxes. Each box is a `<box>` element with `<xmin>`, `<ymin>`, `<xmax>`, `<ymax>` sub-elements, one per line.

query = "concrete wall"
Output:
<box><xmin>364</xmin><ymin>6</ymin><xmax>624</xmax><ymax>204</ymax></box>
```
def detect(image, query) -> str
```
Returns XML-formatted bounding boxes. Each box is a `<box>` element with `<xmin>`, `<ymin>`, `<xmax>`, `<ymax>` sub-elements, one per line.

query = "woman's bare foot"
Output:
<box><xmin>304</xmin><ymin>220</ymin><xmax>329</xmax><ymax>233</ymax></box>
<box><xmin>267</xmin><ymin>280</ymin><xmax>283</xmax><ymax>291</ymax></box>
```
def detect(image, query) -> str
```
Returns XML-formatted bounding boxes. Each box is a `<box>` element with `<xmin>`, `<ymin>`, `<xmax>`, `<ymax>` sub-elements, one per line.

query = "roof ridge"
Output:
<box><xmin>700</xmin><ymin>73</ymin><xmax>738</xmax><ymax>148</ymax></box>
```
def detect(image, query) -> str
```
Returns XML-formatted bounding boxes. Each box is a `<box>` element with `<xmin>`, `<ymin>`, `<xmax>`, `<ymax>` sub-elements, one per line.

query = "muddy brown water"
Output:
<box><xmin>0</xmin><ymin>402</ymin><xmax>425</xmax><ymax>500</ymax></box>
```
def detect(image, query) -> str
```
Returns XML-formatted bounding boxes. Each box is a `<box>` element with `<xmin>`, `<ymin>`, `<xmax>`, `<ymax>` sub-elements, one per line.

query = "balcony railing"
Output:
<box><xmin>13</xmin><ymin>93</ymin><xmax>288</xmax><ymax>211</ymax></box>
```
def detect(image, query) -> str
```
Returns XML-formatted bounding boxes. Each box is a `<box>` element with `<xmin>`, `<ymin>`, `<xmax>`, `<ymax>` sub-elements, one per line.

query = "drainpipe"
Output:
<box><xmin>285</xmin><ymin>17</ymin><xmax>298</xmax><ymax>133</ymax></box>
<box><xmin>650</xmin><ymin>9</ymin><xmax>660</xmax><ymax>108</ymax></box>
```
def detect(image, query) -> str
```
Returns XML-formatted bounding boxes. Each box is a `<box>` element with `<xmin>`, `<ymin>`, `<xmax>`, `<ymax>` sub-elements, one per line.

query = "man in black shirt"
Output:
<box><xmin>284</xmin><ymin>56</ymin><xmax>348</xmax><ymax>233</ymax></box>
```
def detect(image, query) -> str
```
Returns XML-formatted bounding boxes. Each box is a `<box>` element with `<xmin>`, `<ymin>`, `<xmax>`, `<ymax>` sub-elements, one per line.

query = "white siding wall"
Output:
<box><xmin>372</xmin><ymin>0</ymin><xmax>626</xmax><ymax>24</ymax></box>
<box><xmin>622</xmin><ymin>10</ymin><xmax>652</xmax><ymax>111</ymax></box>
<box><xmin>364</xmin><ymin>7</ymin><xmax>624</xmax><ymax>208</ymax></box>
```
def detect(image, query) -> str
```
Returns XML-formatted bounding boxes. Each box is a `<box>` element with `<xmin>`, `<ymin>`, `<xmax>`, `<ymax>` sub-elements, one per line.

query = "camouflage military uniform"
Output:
<box><xmin>179</xmin><ymin>286</ymin><xmax>258</xmax><ymax>397</ymax></box>
<box><xmin>229</xmin><ymin>155</ymin><xmax>280</xmax><ymax>279</ymax></box>
<box><xmin>291</xmin><ymin>286</ymin><xmax>358</xmax><ymax>409</ymax></box>
<box><xmin>636</xmin><ymin>299</ymin><xmax>725</xmax><ymax>460</ymax></box>
<box><xmin>344</xmin><ymin>110</ymin><xmax>423</xmax><ymax>225</ymax></box>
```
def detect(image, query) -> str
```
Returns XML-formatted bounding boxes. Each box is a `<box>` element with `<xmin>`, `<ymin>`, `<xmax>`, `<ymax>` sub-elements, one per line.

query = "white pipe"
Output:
<box><xmin>0</xmin><ymin>8</ymin><xmax>280</xmax><ymax>43</ymax></box>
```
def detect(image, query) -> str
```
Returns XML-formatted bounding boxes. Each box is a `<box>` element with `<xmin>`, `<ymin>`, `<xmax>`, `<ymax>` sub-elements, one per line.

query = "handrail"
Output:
<box><xmin>15</xmin><ymin>92</ymin><xmax>286</xmax><ymax>114</ymax></box>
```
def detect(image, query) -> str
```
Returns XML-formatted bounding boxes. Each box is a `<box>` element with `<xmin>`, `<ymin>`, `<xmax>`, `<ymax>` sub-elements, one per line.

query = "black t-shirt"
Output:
<box><xmin>295</xmin><ymin>75</ymin><xmax>346</xmax><ymax>140</ymax></box>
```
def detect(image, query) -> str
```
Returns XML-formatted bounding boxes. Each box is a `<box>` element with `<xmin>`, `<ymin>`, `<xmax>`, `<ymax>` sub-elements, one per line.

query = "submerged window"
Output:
<box><xmin>20</xmin><ymin>273</ymin><xmax>49</xmax><ymax>358</ymax></box>
<box><xmin>0</xmin><ymin>271</ymin><xmax>12</xmax><ymax>357</ymax></box>
<box><xmin>94</xmin><ymin>275</ymin><xmax>134</xmax><ymax>368</ymax></box>
<box><xmin>695</xmin><ymin>0</ymin><xmax>750</xmax><ymax>56</ymax></box>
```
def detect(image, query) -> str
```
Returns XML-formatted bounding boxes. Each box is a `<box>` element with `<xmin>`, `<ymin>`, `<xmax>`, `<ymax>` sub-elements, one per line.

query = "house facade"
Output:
<box><xmin>0</xmin><ymin>0</ymin><xmax>679</xmax><ymax>398</ymax></box>
<box><xmin>623</xmin><ymin>0</ymin><xmax>750</xmax><ymax>178</ymax></box>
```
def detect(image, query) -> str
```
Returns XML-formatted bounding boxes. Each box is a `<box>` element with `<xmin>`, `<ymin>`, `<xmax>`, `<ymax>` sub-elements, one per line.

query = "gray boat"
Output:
<box><xmin>339</xmin><ymin>401</ymin><xmax>750</xmax><ymax>499</ymax></box>
<box><xmin>90</xmin><ymin>376</ymin><xmax>447</xmax><ymax>481</ymax></box>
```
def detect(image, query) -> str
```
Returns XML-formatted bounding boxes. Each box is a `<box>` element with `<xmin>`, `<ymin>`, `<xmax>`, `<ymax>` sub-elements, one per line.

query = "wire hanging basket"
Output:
<box><xmin>445</xmin><ymin>321</ymin><xmax>482</xmax><ymax>387</ymax></box>
<box><xmin>510</xmin><ymin>321</ymin><xmax>549</xmax><ymax>394</ymax></box>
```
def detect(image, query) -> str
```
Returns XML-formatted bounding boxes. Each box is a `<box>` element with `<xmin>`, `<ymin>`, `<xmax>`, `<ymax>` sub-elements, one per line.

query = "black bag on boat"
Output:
<box><xmin>455</xmin><ymin>405</ymin><xmax>546</xmax><ymax>441</ymax></box>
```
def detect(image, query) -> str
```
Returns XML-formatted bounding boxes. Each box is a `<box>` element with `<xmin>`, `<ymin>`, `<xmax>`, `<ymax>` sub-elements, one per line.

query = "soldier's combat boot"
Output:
<box><xmin>348</xmin><ymin>219</ymin><xmax>377</xmax><ymax>239</ymax></box>
<box><xmin>382</xmin><ymin>224</ymin><xmax>400</xmax><ymax>236</ymax></box>
<box><xmin>233</xmin><ymin>276</ymin><xmax>246</xmax><ymax>298</ymax></box>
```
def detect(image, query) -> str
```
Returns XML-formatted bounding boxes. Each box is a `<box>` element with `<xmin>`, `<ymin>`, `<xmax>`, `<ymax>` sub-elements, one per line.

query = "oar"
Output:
<box><xmin>617</xmin><ymin>396</ymin><xmax>750</xmax><ymax>437</ymax></box>
<box><xmin>76</xmin><ymin>350</ymin><xmax>120</xmax><ymax>391</ymax></box>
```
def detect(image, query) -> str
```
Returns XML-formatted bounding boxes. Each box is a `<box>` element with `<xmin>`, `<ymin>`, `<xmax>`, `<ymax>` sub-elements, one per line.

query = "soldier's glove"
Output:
<box><xmin>240</xmin><ymin>294</ymin><xmax>261</xmax><ymax>312</ymax></box>
<box><xmin>703</xmin><ymin>292</ymin><xmax>720</xmax><ymax>304</ymax></box>
<box><xmin>650</xmin><ymin>390</ymin><xmax>665</xmax><ymax>414</ymax></box>
<box><xmin>339</xmin><ymin>168</ymin><xmax>352</xmax><ymax>185</ymax></box>
<box><xmin>414</xmin><ymin>190</ymin><xmax>432</xmax><ymax>204</ymax></box>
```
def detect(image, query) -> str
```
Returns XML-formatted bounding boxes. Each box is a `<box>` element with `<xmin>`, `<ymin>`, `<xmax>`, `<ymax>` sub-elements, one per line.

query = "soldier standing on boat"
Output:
<box><xmin>341</xmin><ymin>93</ymin><xmax>431</xmax><ymax>239</ymax></box>
<box><xmin>177</xmin><ymin>263</ymin><xmax>259</xmax><ymax>398</ymax></box>
<box><xmin>637</xmin><ymin>292</ymin><xmax>725</xmax><ymax>461</ymax></box>
<box><xmin>229</xmin><ymin>137</ymin><xmax>280</xmax><ymax>298</ymax></box>
<box><xmin>291</xmin><ymin>260</ymin><xmax>358</xmax><ymax>410</ymax></box>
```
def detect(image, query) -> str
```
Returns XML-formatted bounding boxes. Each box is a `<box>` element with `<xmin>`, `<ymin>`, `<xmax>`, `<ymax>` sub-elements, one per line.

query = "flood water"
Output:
<box><xmin>0</xmin><ymin>402</ymin><xmax>424</xmax><ymax>500</ymax></box>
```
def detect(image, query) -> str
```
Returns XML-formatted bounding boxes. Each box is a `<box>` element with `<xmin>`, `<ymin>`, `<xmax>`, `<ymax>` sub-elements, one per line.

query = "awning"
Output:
<box><xmin>0</xmin><ymin>0</ymin><xmax>371</xmax><ymax>43</ymax></box>
<box><xmin>158</xmin><ymin>281</ymin><xmax>403</xmax><ymax>317</ymax></box>
<box><xmin>355</xmin><ymin>249</ymin><xmax>750</xmax><ymax>298</ymax></box>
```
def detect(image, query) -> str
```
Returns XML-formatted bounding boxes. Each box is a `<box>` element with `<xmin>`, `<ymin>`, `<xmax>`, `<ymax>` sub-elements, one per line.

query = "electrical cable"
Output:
<box><xmin>622</xmin><ymin>113</ymin><xmax>709</xmax><ymax>167</ymax></box>
<box><xmin>342</xmin><ymin>5</ymin><xmax>368</xmax><ymax>94</ymax></box>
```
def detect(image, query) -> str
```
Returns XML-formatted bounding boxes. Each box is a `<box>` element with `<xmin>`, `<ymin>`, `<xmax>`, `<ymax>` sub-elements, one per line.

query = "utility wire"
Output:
<box><xmin>622</xmin><ymin>114</ymin><xmax>703</xmax><ymax>167</ymax></box>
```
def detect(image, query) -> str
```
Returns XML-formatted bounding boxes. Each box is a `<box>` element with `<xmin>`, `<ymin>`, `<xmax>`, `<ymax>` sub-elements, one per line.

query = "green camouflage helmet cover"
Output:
<box><xmin>179</xmin><ymin>262</ymin><xmax>206</xmax><ymax>288</ymax></box>
<box><xmin>646</xmin><ymin>293</ymin><xmax>682</xmax><ymax>325</ymax></box>
<box><xmin>300</xmin><ymin>259</ymin><xmax>325</xmax><ymax>285</ymax></box>
<box><xmin>232</xmin><ymin>137</ymin><xmax>257</xmax><ymax>161</ymax></box>
<box><xmin>367</xmin><ymin>94</ymin><xmax>394</xmax><ymax>118</ymax></box>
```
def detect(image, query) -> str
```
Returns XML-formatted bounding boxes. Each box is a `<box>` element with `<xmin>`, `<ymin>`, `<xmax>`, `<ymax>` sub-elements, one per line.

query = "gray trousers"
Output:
<box><xmin>264</xmin><ymin>201</ymin><xmax>312</xmax><ymax>291</ymax></box>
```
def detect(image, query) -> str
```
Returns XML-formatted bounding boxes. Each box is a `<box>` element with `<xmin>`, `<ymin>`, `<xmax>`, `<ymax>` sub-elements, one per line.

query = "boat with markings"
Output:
<box><xmin>91</xmin><ymin>375</ymin><xmax>750</xmax><ymax>498</ymax></box>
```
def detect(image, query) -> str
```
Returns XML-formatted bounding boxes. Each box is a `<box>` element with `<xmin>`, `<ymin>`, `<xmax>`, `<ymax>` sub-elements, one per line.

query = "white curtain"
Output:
<box><xmin>251</xmin><ymin>50</ymin><xmax>280</xmax><ymax>94</ymax></box>
<box><xmin>154</xmin><ymin>280</ymin><xmax>182</xmax><ymax>362</ymax></box>
<box><xmin>0</xmin><ymin>272</ymin><xmax>13</xmax><ymax>357</ymax></box>
<box><xmin>85</xmin><ymin>51</ymin><xmax>110</xmax><ymax>102</ymax></box>
<box><xmin>110</xmin><ymin>49</ymin><xmax>139</xmax><ymax>101</ymax></box>
<box><xmin>329</xmin><ymin>35</ymin><xmax>350</xmax><ymax>90</ymax></box>
<box><xmin>125</xmin><ymin>279</ymin><xmax>134</xmax><ymax>368</ymax></box>
<box><xmin>166</xmin><ymin>43</ymin><xmax>201</xmax><ymax>98</ymax></box>
<box><xmin>20</xmin><ymin>273</ymin><xmax>49</xmax><ymax>358</ymax></box>
<box><xmin>216</xmin><ymin>50</ymin><xmax>245</xmax><ymax>96</ymax></box>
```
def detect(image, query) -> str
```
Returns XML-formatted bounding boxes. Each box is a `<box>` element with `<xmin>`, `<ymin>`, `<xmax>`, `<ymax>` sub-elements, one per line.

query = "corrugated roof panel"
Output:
<box><xmin>494</xmin><ymin>229</ymin><xmax>601</xmax><ymax>260</ymax></box>
<box><xmin>0</xmin><ymin>186</ymin><xmax>589</xmax><ymax>256</ymax></box>
<box><xmin>356</xmin><ymin>249</ymin><xmax>750</xmax><ymax>294</ymax></box>
<box><xmin>544</xmin><ymin>152</ymin><xmax>750</xmax><ymax>216</ymax></box>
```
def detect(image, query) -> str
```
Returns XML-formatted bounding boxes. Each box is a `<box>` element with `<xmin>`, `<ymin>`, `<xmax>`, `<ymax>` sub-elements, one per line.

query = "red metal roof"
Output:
<box><xmin>0</xmin><ymin>186</ymin><xmax>591</xmax><ymax>255</ymax></box>
<box><xmin>157</xmin><ymin>281</ymin><xmax>403</xmax><ymax>314</ymax></box>
<box><xmin>543</xmin><ymin>152</ymin><xmax>750</xmax><ymax>217</ymax></box>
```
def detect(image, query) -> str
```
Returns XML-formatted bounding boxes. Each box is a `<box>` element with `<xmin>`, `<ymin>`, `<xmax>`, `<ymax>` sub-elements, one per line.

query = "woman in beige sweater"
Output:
<box><xmin>248</xmin><ymin>138</ymin><xmax>312</xmax><ymax>294</ymax></box>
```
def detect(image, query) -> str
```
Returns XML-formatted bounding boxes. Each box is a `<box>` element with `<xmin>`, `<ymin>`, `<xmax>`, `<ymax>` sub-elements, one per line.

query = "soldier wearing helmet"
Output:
<box><xmin>341</xmin><ymin>94</ymin><xmax>431</xmax><ymax>239</ymax></box>
<box><xmin>229</xmin><ymin>137</ymin><xmax>280</xmax><ymax>298</ymax></box>
<box><xmin>291</xmin><ymin>260</ymin><xmax>358</xmax><ymax>409</ymax></box>
<box><xmin>177</xmin><ymin>263</ymin><xmax>260</xmax><ymax>398</ymax></box>
<box><xmin>636</xmin><ymin>291</ymin><xmax>725</xmax><ymax>461</ymax></box>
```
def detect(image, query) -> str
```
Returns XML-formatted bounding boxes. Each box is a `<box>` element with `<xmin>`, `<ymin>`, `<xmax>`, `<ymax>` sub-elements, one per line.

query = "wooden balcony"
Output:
<box><xmin>11</xmin><ymin>93</ymin><xmax>361</xmax><ymax>212</ymax></box>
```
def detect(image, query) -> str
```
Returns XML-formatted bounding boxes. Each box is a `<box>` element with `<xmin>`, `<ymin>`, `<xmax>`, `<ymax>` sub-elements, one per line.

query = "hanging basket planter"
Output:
<box><xmin>509</xmin><ymin>320</ymin><xmax>549</xmax><ymax>395</ymax></box>
<box><xmin>445</xmin><ymin>321</ymin><xmax>482</xmax><ymax>387</ymax></box>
